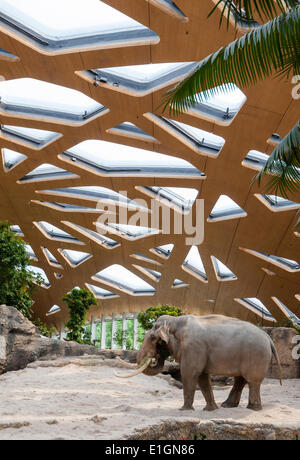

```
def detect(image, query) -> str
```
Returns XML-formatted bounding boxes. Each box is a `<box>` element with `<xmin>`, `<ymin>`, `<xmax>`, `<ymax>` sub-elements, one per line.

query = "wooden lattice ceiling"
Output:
<box><xmin>0</xmin><ymin>0</ymin><xmax>299</xmax><ymax>329</ymax></box>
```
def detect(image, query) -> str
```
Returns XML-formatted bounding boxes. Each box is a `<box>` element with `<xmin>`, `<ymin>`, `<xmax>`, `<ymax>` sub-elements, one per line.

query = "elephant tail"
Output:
<box><xmin>270</xmin><ymin>339</ymin><xmax>282</xmax><ymax>386</ymax></box>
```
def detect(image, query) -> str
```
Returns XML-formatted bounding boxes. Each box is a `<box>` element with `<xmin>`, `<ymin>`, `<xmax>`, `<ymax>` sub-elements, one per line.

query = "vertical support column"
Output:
<box><xmin>60</xmin><ymin>324</ymin><xmax>66</xmax><ymax>340</ymax></box>
<box><xmin>122</xmin><ymin>313</ymin><xmax>127</xmax><ymax>350</ymax></box>
<box><xmin>100</xmin><ymin>315</ymin><xmax>106</xmax><ymax>349</ymax></box>
<box><xmin>111</xmin><ymin>314</ymin><xmax>117</xmax><ymax>350</ymax></box>
<box><xmin>133</xmin><ymin>313</ymin><xmax>139</xmax><ymax>350</ymax></box>
<box><xmin>91</xmin><ymin>316</ymin><xmax>97</xmax><ymax>345</ymax></box>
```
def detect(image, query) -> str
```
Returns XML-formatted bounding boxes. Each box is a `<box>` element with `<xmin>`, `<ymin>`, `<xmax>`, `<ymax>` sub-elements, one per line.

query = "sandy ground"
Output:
<box><xmin>0</xmin><ymin>356</ymin><xmax>299</xmax><ymax>440</ymax></box>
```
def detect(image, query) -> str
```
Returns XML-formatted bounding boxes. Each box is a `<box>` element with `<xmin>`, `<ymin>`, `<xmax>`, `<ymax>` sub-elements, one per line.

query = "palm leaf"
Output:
<box><xmin>162</xmin><ymin>6</ymin><xmax>300</xmax><ymax>116</ymax></box>
<box><xmin>255</xmin><ymin>121</ymin><xmax>300</xmax><ymax>198</ymax></box>
<box><xmin>209</xmin><ymin>0</ymin><xmax>299</xmax><ymax>27</ymax></box>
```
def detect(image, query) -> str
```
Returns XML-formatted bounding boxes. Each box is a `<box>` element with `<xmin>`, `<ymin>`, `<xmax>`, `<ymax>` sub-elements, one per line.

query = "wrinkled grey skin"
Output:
<box><xmin>137</xmin><ymin>314</ymin><xmax>282</xmax><ymax>411</ymax></box>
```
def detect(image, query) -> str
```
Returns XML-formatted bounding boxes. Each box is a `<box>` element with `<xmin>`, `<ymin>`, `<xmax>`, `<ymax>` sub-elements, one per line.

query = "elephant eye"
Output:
<box><xmin>150</xmin><ymin>334</ymin><xmax>156</xmax><ymax>342</ymax></box>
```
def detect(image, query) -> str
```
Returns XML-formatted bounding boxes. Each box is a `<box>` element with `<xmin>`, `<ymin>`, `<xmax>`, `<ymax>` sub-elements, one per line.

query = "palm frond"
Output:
<box><xmin>209</xmin><ymin>0</ymin><xmax>298</xmax><ymax>27</ymax></box>
<box><xmin>255</xmin><ymin>121</ymin><xmax>300</xmax><ymax>198</ymax></box>
<box><xmin>162</xmin><ymin>6</ymin><xmax>300</xmax><ymax>116</ymax></box>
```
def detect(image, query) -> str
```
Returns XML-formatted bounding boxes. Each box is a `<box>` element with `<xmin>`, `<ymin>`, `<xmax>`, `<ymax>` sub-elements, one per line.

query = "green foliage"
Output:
<box><xmin>62</xmin><ymin>288</ymin><xmax>97</xmax><ymax>344</ymax></box>
<box><xmin>113</xmin><ymin>319</ymin><xmax>145</xmax><ymax>349</ymax></box>
<box><xmin>161</xmin><ymin>1</ymin><xmax>300</xmax><ymax>199</ymax></box>
<box><xmin>33</xmin><ymin>318</ymin><xmax>56</xmax><ymax>338</ymax></box>
<box><xmin>0</xmin><ymin>221</ymin><xmax>42</xmax><ymax>318</ymax></box>
<box><xmin>138</xmin><ymin>304</ymin><xmax>184</xmax><ymax>331</ymax></box>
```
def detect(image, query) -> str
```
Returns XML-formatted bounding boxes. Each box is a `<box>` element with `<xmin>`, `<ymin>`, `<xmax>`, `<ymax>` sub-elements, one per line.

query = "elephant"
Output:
<box><xmin>116</xmin><ymin>314</ymin><xmax>282</xmax><ymax>411</ymax></box>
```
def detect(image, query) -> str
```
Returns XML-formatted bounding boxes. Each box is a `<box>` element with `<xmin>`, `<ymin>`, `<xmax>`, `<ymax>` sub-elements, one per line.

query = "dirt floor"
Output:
<box><xmin>0</xmin><ymin>355</ymin><xmax>299</xmax><ymax>440</ymax></box>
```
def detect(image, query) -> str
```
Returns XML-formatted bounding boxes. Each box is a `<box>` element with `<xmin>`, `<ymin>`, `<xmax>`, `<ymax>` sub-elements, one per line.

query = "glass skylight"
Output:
<box><xmin>138</xmin><ymin>186</ymin><xmax>199</xmax><ymax>214</ymax></box>
<box><xmin>211</xmin><ymin>256</ymin><xmax>237</xmax><ymax>281</ymax></box>
<box><xmin>182</xmin><ymin>246</ymin><xmax>207</xmax><ymax>282</ymax></box>
<box><xmin>242</xmin><ymin>150</ymin><xmax>269</xmax><ymax>171</ymax></box>
<box><xmin>130</xmin><ymin>253</ymin><xmax>162</xmax><ymax>265</ymax></box>
<box><xmin>106</xmin><ymin>122</ymin><xmax>158</xmax><ymax>144</ymax></box>
<box><xmin>59</xmin><ymin>249</ymin><xmax>91</xmax><ymax>266</ymax></box>
<box><xmin>0</xmin><ymin>47</ymin><xmax>19</xmax><ymax>61</ymax></box>
<box><xmin>37</xmin><ymin>201</ymin><xmax>104</xmax><ymax>214</ymax></box>
<box><xmin>93</xmin><ymin>264</ymin><xmax>155</xmax><ymax>296</ymax></box>
<box><xmin>60</xmin><ymin>140</ymin><xmax>204</xmax><ymax>178</ymax></box>
<box><xmin>241</xmin><ymin>248</ymin><xmax>300</xmax><ymax>273</ymax></box>
<box><xmin>38</xmin><ymin>186</ymin><xmax>144</xmax><ymax>211</ymax></box>
<box><xmin>145</xmin><ymin>114</ymin><xmax>225</xmax><ymax>157</ymax></box>
<box><xmin>148</xmin><ymin>0</ymin><xmax>188</xmax><ymax>22</ymax></box>
<box><xmin>0</xmin><ymin>78</ymin><xmax>108</xmax><ymax>124</ymax></box>
<box><xmin>24</xmin><ymin>244</ymin><xmax>37</xmax><ymax>260</ymax></box>
<box><xmin>271</xmin><ymin>297</ymin><xmax>300</xmax><ymax>327</ymax></box>
<box><xmin>2</xmin><ymin>148</ymin><xmax>27</xmax><ymax>171</ymax></box>
<box><xmin>96</xmin><ymin>223</ymin><xmax>159</xmax><ymax>241</ymax></box>
<box><xmin>10</xmin><ymin>224</ymin><xmax>23</xmax><ymax>236</ymax></box>
<box><xmin>35</xmin><ymin>221</ymin><xmax>83</xmax><ymax>244</ymax></box>
<box><xmin>46</xmin><ymin>304</ymin><xmax>61</xmax><ymax>316</ymax></box>
<box><xmin>0</xmin><ymin>0</ymin><xmax>159</xmax><ymax>54</ymax></box>
<box><xmin>0</xmin><ymin>125</ymin><xmax>61</xmax><ymax>149</ymax></box>
<box><xmin>42</xmin><ymin>247</ymin><xmax>61</xmax><ymax>267</ymax></box>
<box><xmin>235</xmin><ymin>297</ymin><xmax>275</xmax><ymax>321</ymax></box>
<box><xmin>188</xmin><ymin>84</ymin><xmax>246</xmax><ymax>125</ymax></box>
<box><xmin>255</xmin><ymin>194</ymin><xmax>300</xmax><ymax>212</ymax></box>
<box><xmin>208</xmin><ymin>195</ymin><xmax>247</xmax><ymax>222</ymax></box>
<box><xmin>27</xmin><ymin>265</ymin><xmax>50</xmax><ymax>287</ymax></box>
<box><xmin>134</xmin><ymin>265</ymin><xmax>161</xmax><ymax>282</ymax></box>
<box><xmin>150</xmin><ymin>243</ymin><xmax>174</xmax><ymax>259</ymax></box>
<box><xmin>172</xmin><ymin>278</ymin><xmax>189</xmax><ymax>288</ymax></box>
<box><xmin>19</xmin><ymin>164</ymin><xmax>76</xmax><ymax>183</ymax></box>
<box><xmin>217</xmin><ymin>1</ymin><xmax>260</xmax><ymax>29</ymax></box>
<box><xmin>81</xmin><ymin>62</ymin><xmax>197</xmax><ymax>96</ymax></box>
<box><xmin>64</xmin><ymin>222</ymin><xmax>120</xmax><ymax>250</ymax></box>
<box><xmin>86</xmin><ymin>284</ymin><xmax>119</xmax><ymax>300</ymax></box>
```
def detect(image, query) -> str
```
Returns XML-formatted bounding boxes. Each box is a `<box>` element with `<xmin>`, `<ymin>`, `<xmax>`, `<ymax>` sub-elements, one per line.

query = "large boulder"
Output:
<box><xmin>264</xmin><ymin>327</ymin><xmax>300</xmax><ymax>379</ymax></box>
<box><xmin>0</xmin><ymin>305</ymin><xmax>136</xmax><ymax>374</ymax></box>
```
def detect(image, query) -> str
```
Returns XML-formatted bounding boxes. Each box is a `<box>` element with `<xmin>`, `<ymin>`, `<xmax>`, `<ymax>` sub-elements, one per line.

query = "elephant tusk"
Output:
<box><xmin>116</xmin><ymin>357</ymin><xmax>138</xmax><ymax>369</ymax></box>
<box><xmin>114</xmin><ymin>357</ymin><xmax>152</xmax><ymax>379</ymax></box>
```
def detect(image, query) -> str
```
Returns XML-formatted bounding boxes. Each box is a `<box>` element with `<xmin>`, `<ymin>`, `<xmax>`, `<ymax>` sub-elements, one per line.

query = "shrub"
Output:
<box><xmin>33</xmin><ymin>318</ymin><xmax>56</xmax><ymax>338</ymax></box>
<box><xmin>62</xmin><ymin>288</ymin><xmax>97</xmax><ymax>343</ymax></box>
<box><xmin>0</xmin><ymin>221</ymin><xmax>42</xmax><ymax>318</ymax></box>
<box><xmin>138</xmin><ymin>304</ymin><xmax>184</xmax><ymax>331</ymax></box>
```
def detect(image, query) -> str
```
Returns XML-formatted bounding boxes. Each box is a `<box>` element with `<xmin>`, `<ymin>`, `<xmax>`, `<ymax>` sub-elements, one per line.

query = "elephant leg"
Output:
<box><xmin>179</xmin><ymin>365</ymin><xmax>198</xmax><ymax>411</ymax></box>
<box><xmin>221</xmin><ymin>376</ymin><xmax>247</xmax><ymax>408</ymax></box>
<box><xmin>247</xmin><ymin>382</ymin><xmax>262</xmax><ymax>411</ymax></box>
<box><xmin>198</xmin><ymin>373</ymin><xmax>218</xmax><ymax>411</ymax></box>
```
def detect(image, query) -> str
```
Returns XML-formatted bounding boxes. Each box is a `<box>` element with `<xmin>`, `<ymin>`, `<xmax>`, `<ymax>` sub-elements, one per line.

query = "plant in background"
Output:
<box><xmin>138</xmin><ymin>304</ymin><xmax>184</xmax><ymax>331</ymax></box>
<box><xmin>0</xmin><ymin>221</ymin><xmax>43</xmax><ymax>319</ymax></box>
<box><xmin>33</xmin><ymin>318</ymin><xmax>56</xmax><ymax>338</ymax></box>
<box><xmin>62</xmin><ymin>288</ymin><xmax>97</xmax><ymax>344</ymax></box>
<box><xmin>113</xmin><ymin>319</ymin><xmax>145</xmax><ymax>349</ymax></box>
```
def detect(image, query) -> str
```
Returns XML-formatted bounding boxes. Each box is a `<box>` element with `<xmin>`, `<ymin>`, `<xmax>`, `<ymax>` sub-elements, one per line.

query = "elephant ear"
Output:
<box><xmin>157</xmin><ymin>322</ymin><xmax>170</xmax><ymax>343</ymax></box>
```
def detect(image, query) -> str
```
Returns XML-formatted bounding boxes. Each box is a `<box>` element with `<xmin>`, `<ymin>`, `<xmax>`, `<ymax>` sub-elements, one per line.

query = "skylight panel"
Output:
<box><xmin>59</xmin><ymin>249</ymin><xmax>91</xmax><ymax>267</ymax></box>
<box><xmin>255</xmin><ymin>194</ymin><xmax>300</xmax><ymax>212</ymax></box>
<box><xmin>81</xmin><ymin>62</ymin><xmax>197</xmax><ymax>96</ymax></box>
<box><xmin>19</xmin><ymin>163</ymin><xmax>76</xmax><ymax>183</ymax></box>
<box><xmin>138</xmin><ymin>186</ymin><xmax>199</xmax><ymax>214</ymax></box>
<box><xmin>37</xmin><ymin>201</ymin><xmax>103</xmax><ymax>214</ymax></box>
<box><xmin>96</xmin><ymin>223</ymin><xmax>160</xmax><ymax>241</ymax></box>
<box><xmin>172</xmin><ymin>278</ymin><xmax>189</xmax><ymax>288</ymax></box>
<box><xmin>24</xmin><ymin>244</ymin><xmax>37</xmax><ymax>260</ymax></box>
<box><xmin>208</xmin><ymin>195</ymin><xmax>247</xmax><ymax>222</ymax></box>
<box><xmin>0</xmin><ymin>47</ymin><xmax>19</xmax><ymax>61</ymax></box>
<box><xmin>150</xmin><ymin>243</ymin><xmax>174</xmax><ymax>259</ymax></box>
<box><xmin>148</xmin><ymin>0</ymin><xmax>188</xmax><ymax>22</ymax></box>
<box><xmin>211</xmin><ymin>256</ymin><xmax>237</xmax><ymax>281</ymax></box>
<box><xmin>271</xmin><ymin>297</ymin><xmax>300</xmax><ymax>327</ymax></box>
<box><xmin>42</xmin><ymin>247</ymin><xmax>61</xmax><ymax>268</ymax></box>
<box><xmin>182</xmin><ymin>246</ymin><xmax>207</xmax><ymax>282</ymax></box>
<box><xmin>0</xmin><ymin>0</ymin><xmax>159</xmax><ymax>54</ymax></box>
<box><xmin>106</xmin><ymin>122</ymin><xmax>158</xmax><ymax>144</ymax></box>
<box><xmin>93</xmin><ymin>264</ymin><xmax>155</xmax><ymax>296</ymax></box>
<box><xmin>214</xmin><ymin>1</ymin><xmax>260</xmax><ymax>29</ymax></box>
<box><xmin>2</xmin><ymin>148</ymin><xmax>27</xmax><ymax>171</ymax></box>
<box><xmin>130</xmin><ymin>253</ymin><xmax>162</xmax><ymax>265</ymax></box>
<box><xmin>0</xmin><ymin>78</ymin><xmax>108</xmax><ymax>124</ymax></box>
<box><xmin>241</xmin><ymin>248</ymin><xmax>300</xmax><ymax>273</ymax></box>
<box><xmin>134</xmin><ymin>265</ymin><xmax>161</xmax><ymax>282</ymax></box>
<box><xmin>188</xmin><ymin>84</ymin><xmax>246</xmax><ymax>126</ymax></box>
<box><xmin>34</xmin><ymin>221</ymin><xmax>83</xmax><ymax>244</ymax></box>
<box><xmin>242</xmin><ymin>150</ymin><xmax>269</xmax><ymax>171</ymax></box>
<box><xmin>235</xmin><ymin>297</ymin><xmax>276</xmax><ymax>321</ymax></box>
<box><xmin>46</xmin><ymin>304</ymin><xmax>61</xmax><ymax>316</ymax></box>
<box><xmin>86</xmin><ymin>284</ymin><xmax>119</xmax><ymax>299</ymax></box>
<box><xmin>145</xmin><ymin>114</ymin><xmax>225</xmax><ymax>157</ymax></box>
<box><xmin>64</xmin><ymin>222</ymin><xmax>120</xmax><ymax>250</ymax></box>
<box><xmin>10</xmin><ymin>224</ymin><xmax>23</xmax><ymax>236</ymax></box>
<box><xmin>0</xmin><ymin>125</ymin><xmax>61</xmax><ymax>149</ymax></box>
<box><xmin>60</xmin><ymin>139</ymin><xmax>204</xmax><ymax>178</ymax></box>
<box><xmin>27</xmin><ymin>265</ymin><xmax>50</xmax><ymax>287</ymax></box>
